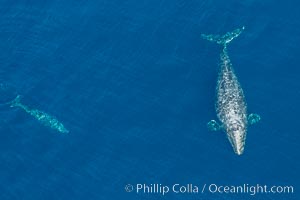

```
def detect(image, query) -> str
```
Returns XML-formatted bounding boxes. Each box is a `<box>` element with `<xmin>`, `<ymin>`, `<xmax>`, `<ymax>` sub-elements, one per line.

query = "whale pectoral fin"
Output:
<box><xmin>207</xmin><ymin>120</ymin><xmax>222</xmax><ymax>131</ymax></box>
<box><xmin>248</xmin><ymin>113</ymin><xmax>261</xmax><ymax>125</ymax></box>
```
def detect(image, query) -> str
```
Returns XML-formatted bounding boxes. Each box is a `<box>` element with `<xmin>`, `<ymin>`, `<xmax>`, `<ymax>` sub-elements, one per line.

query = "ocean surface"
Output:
<box><xmin>0</xmin><ymin>1</ymin><xmax>299</xmax><ymax>200</ymax></box>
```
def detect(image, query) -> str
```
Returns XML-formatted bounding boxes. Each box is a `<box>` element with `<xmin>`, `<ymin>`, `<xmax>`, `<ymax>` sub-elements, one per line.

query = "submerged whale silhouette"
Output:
<box><xmin>10</xmin><ymin>95</ymin><xmax>69</xmax><ymax>134</ymax></box>
<box><xmin>202</xmin><ymin>27</ymin><xmax>260</xmax><ymax>155</ymax></box>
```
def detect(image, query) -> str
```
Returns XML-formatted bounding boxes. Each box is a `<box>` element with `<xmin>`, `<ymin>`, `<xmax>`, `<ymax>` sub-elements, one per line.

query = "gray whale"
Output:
<box><xmin>202</xmin><ymin>27</ymin><xmax>260</xmax><ymax>155</ymax></box>
<box><xmin>10</xmin><ymin>95</ymin><xmax>69</xmax><ymax>134</ymax></box>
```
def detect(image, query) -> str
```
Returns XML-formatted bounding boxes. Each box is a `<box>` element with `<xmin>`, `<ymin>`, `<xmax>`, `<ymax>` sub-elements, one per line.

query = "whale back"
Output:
<box><xmin>28</xmin><ymin>109</ymin><xmax>69</xmax><ymax>133</ymax></box>
<box><xmin>216</xmin><ymin>49</ymin><xmax>248</xmax><ymax>132</ymax></box>
<box><xmin>216</xmin><ymin>48</ymin><xmax>248</xmax><ymax>155</ymax></box>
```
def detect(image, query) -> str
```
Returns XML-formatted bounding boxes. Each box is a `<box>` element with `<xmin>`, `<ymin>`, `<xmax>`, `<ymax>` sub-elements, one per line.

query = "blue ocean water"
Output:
<box><xmin>0</xmin><ymin>0</ymin><xmax>299</xmax><ymax>200</ymax></box>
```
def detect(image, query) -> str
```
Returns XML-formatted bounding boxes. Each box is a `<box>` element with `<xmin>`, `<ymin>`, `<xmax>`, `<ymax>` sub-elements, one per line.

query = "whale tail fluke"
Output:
<box><xmin>201</xmin><ymin>26</ymin><xmax>245</xmax><ymax>46</ymax></box>
<box><xmin>10</xmin><ymin>95</ymin><xmax>22</xmax><ymax>108</ymax></box>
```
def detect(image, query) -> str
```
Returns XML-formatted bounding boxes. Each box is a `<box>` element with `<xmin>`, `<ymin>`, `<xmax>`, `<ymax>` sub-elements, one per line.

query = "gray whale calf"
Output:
<box><xmin>10</xmin><ymin>95</ymin><xmax>69</xmax><ymax>134</ymax></box>
<box><xmin>202</xmin><ymin>27</ymin><xmax>260</xmax><ymax>155</ymax></box>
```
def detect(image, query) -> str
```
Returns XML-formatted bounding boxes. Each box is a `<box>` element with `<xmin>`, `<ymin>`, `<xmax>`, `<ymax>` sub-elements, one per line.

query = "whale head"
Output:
<box><xmin>226</xmin><ymin>122</ymin><xmax>247</xmax><ymax>155</ymax></box>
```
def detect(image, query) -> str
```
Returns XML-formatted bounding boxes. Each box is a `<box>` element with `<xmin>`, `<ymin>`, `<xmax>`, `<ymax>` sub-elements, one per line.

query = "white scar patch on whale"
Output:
<box><xmin>202</xmin><ymin>27</ymin><xmax>260</xmax><ymax>155</ymax></box>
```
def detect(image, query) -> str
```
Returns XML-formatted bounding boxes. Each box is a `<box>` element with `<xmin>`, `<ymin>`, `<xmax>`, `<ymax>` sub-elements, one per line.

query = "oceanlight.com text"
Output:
<box><xmin>207</xmin><ymin>184</ymin><xmax>294</xmax><ymax>195</ymax></box>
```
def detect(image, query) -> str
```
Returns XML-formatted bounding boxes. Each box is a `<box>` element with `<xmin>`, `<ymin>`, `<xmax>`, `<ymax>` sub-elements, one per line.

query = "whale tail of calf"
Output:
<box><xmin>10</xmin><ymin>95</ymin><xmax>22</xmax><ymax>108</ymax></box>
<box><xmin>201</xmin><ymin>26</ymin><xmax>245</xmax><ymax>46</ymax></box>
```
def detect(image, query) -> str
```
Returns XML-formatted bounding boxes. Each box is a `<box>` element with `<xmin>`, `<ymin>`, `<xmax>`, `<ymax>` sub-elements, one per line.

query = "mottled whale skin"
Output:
<box><xmin>10</xmin><ymin>95</ymin><xmax>69</xmax><ymax>134</ymax></box>
<box><xmin>202</xmin><ymin>27</ymin><xmax>260</xmax><ymax>155</ymax></box>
